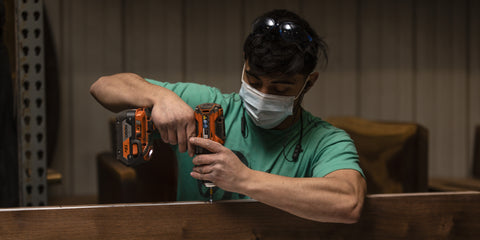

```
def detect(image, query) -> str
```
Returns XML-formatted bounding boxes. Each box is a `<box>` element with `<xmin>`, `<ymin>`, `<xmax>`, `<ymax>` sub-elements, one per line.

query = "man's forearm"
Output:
<box><xmin>90</xmin><ymin>73</ymin><xmax>165</xmax><ymax>112</ymax></box>
<box><xmin>239</xmin><ymin>169</ymin><xmax>366</xmax><ymax>223</ymax></box>
<box><xmin>92</xmin><ymin>73</ymin><xmax>197</xmax><ymax>154</ymax></box>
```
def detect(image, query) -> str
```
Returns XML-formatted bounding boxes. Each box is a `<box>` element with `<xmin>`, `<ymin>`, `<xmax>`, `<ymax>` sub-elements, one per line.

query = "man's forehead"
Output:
<box><xmin>245</xmin><ymin>69</ymin><xmax>302</xmax><ymax>83</ymax></box>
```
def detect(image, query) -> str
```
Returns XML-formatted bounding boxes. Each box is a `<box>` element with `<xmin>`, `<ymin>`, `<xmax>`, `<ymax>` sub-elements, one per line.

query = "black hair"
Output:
<box><xmin>243</xmin><ymin>9</ymin><xmax>328</xmax><ymax>78</ymax></box>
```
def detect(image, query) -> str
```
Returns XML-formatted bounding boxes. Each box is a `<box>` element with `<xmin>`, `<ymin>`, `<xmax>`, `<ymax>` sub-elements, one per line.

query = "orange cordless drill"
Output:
<box><xmin>194</xmin><ymin>103</ymin><xmax>226</xmax><ymax>155</ymax></box>
<box><xmin>116</xmin><ymin>104</ymin><xmax>226</xmax><ymax>168</ymax></box>
<box><xmin>115</xmin><ymin>107</ymin><xmax>156</xmax><ymax>167</ymax></box>
<box><xmin>194</xmin><ymin>103</ymin><xmax>226</xmax><ymax>202</ymax></box>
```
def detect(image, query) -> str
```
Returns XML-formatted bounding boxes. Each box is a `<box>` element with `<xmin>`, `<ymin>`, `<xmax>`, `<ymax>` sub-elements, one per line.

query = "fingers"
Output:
<box><xmin>192</xmin><ymin>154</ymin><xmax>215</xmax><ymax>166</ymax></box>
<box><xmin>158</xmin><ymin>124</ymin><xmax>178</xmax><ymax>146</ymax></box>
<box><xmin>159</xmin><ymin>126</ymin><xmax>169</xmax><ymax>144</ymax></box>
<box><xmin>191</xmin><ymin>156</ymin><xmax>215</xmax><ymax>182</ymax></box>
<box><xmin>167</xmin><ymin>128</ymin><xmax>177</xmax><ymax>145</ymax></box>
<box><xmin>192</xmin><ymin>164</ymin><xmax>214</xmax><ymax>174</ymax></box>
<box><xmin>189</xmin><ymin>137</ymin><xmax>224</xmax><ymax>153</ymax></box>
<box><xmin>186</xmin><ymin>122</ymin><xmax>197</xmax><ymax>157</ymax></box>
<box><xmin>190</xmin><ymin>171</ymin><xmax>211</xmax><ymax>182</ymax></box>
<box><xmin>152</xmin><ymin>105</ymin><xmax>195</xmax><ymax>152</ymax></box>
<box><xmin>177</xmin><ymin>126</ymin><xmax>187</xmax><ymax>153</ymax></box>
<box><xmin>177</xmin><ymin>118</ymin><xmax>196</xmax><ymax>154</ymax></box>
<box><xmin>190</xmin><ymin>147</ymin><xmax>249</xmax><ymax>193</ymax></box>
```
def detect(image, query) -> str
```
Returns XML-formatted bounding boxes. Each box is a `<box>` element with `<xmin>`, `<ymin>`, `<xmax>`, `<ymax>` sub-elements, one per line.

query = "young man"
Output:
<box><xmin>90</xmin><ymin>9</ymin><xmax>366</xmax><ymax>223</ymax></box>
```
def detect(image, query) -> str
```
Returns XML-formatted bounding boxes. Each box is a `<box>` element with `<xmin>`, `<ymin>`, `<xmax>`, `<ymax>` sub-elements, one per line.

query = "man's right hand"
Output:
<box><xmin>150</xmin><ymin>94</ymin><xmax>196</xmax><ymax>157</ymax></box>
<box><xmin>90</xmin><ymin>73</ymin><xmax>196</xmax><ymax>156</ymax></box>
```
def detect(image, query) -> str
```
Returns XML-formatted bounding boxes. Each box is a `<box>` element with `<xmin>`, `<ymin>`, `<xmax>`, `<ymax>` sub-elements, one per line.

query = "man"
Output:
<box><xmin>90</xmin><ymin>9</ymin><xmax>366</xmax><ymax>223</ymax></box>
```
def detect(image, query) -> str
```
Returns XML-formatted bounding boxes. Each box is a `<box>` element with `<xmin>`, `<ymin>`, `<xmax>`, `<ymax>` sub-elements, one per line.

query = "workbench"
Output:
<box><xmin>1</xmin><ymin>192</ymin><xmax>479</xmax><ymax>239</ymax></box>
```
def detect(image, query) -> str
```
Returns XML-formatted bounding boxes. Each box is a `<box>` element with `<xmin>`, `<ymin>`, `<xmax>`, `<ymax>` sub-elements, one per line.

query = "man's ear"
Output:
<box><xmin>304</xmin><ymin>72</ymin><xmax>319</xmax><ymax>93</ymax></box>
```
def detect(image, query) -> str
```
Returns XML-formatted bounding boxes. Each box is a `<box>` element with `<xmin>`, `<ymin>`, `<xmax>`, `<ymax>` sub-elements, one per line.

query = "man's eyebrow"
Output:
<box><xmin>271</xmin><ymin>75</ymin><xmax>297</xmax><ymax>84</ymax></box>
<box><xmin>271</xmin><ymin>79</ymin><xmax>296</xmax><ymax>84</ymax></box>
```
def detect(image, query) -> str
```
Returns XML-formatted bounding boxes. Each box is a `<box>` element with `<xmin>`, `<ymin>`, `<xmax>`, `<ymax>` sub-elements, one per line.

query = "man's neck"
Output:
<box><xmin>273</xmin><ymin>107</ymin><xmax>303</xmax><ymax>130</ymax></box>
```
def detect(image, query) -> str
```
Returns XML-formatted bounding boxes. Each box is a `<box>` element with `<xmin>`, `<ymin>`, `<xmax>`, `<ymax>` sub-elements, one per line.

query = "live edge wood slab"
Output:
<box><xmin>1</xmin><ymin>192</ymin><xmax>479</xmax><ymax>240</ymax></box>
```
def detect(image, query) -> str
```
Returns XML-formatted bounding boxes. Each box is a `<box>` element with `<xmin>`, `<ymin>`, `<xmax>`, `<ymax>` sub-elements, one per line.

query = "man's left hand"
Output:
<box><xmin>189</xmin><ymin>137</ymin><xmax>250</xmax><ymax>193</ymax></box>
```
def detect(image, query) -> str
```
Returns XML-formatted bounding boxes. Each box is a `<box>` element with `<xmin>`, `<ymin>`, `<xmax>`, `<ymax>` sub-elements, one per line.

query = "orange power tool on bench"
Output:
<box><xmin>116</xmin><ymin>104</ymin><xmax>226</xmax><ymax>168</ymax></box>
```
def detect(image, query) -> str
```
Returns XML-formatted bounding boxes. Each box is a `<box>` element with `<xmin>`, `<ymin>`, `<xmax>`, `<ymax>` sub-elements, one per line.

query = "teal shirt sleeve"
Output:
<box><xmin>311</xmin><ymin>128</ymin><xmax>365</xmax><ymax>178</ymax></box>
<box><xmin>145</xmin><ymin>79</ymin><xmax>226</xmax><ymax>109</ymax></box>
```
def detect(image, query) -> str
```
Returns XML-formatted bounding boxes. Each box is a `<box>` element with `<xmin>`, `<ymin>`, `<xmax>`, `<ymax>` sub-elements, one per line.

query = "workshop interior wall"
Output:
<box><xmin>42</xmin><ymin>0</ymin><xmax>480</xmax><ymax>198</ymax></box>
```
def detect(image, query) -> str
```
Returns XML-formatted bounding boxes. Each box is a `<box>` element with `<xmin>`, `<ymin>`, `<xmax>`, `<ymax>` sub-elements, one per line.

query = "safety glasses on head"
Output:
<box><xmin>252</xmin><ymin>17</ymin><xmax>313</xmax><ymax>43</ymax></box>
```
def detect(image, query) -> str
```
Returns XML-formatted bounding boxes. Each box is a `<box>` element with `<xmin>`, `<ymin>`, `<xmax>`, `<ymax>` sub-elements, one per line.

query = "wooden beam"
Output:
<box><xmin>0</xmin><ymin>192</ymin><xmax>479</xmax><ymax>239</ymax></box>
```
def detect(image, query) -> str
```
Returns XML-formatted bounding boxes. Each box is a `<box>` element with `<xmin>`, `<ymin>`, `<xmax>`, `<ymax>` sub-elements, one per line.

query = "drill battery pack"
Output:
<box><xmin>115</xmin><ymin>103</ymin><xmax>225</xmax><ymax>169</ymax></box>
<box><xmin>115</xmin><ymin>108</ymin><xmax>156</xmax><ymax>167</ymax></box>
<box><xmin>194</xmin><ymin>103</ymin><xmax>226</xmax><ymax>155</ymax></box>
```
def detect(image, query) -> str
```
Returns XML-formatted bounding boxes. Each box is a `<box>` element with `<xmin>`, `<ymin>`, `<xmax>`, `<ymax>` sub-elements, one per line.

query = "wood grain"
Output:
<box><xmin>1</xmin><ymin>192</ymin><xmax>479</xmax><ymax>239</ymax></box>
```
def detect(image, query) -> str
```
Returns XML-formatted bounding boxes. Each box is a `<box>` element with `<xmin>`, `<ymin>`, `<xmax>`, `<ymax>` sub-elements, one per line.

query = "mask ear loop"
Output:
<box><xmin>241</xmin><ymin>63</ymin><xmax>249</xmax><ymax>138</ymax></box>
<box><xmin>282</xmin><ymin>110</ymin><xmax>303</xmax><ymax>162</ymax></box>
<box><xmin>284</xmin><ymin>75</ymin><xmax>310</xmax><ymax>162</ymax></box>
<box><xmin>294</xmin><ymin>73</ymin><xmax>312</xmax><ymax>100</ymax></box>
<box><xmin>241</xmin><ymin>107</ymin><xmax>248</xmax><ymax>138</ymax></box>
<box><xmin>292</xmin><ymin>112</ymin><xmax>304</xmax><ymax>161</ymax></box>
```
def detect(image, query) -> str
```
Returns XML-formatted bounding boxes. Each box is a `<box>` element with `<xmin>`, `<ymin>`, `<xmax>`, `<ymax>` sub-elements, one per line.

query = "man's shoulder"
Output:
<box><xmin>303</xmin><ymin>112</ymin><xmax>352</xmax><ymax>143</ymax></box>
<box><xmin>303</xmin><ymin>112</ymin><xmax>341</xmax><ymax>132</ymax></box>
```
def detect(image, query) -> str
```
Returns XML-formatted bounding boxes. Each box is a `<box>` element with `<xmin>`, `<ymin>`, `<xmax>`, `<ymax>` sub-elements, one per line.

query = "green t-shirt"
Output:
<box><xmin>146</xmin><ymin>80</ymin><xmax>364</xmax><ymax>201</ymax></box>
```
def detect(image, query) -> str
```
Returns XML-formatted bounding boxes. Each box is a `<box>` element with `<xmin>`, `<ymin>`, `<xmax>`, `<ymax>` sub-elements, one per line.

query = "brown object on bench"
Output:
<box><xmin>327</xmin><ymin>116</ymin><xmax>428</xmax><ymax>194</ymax></box>
<box><xmin>428</xmin><ymin>177</ymin><xmax>480</xmax><ymax>192</ymax></box>
<box><xmin>97</xmin><ymin>139</ymin><xmax>177</xmax><ymax>204</ymax></box>
<box><xmin>98</xmin><ymin>117</ymin><xmax>178</xmax><ymax>204</ymax></box>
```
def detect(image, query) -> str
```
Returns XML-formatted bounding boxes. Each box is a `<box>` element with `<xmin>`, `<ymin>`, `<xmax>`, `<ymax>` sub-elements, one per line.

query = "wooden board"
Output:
<box><xmin>1</xmin><ymin>192</ymin><xmax>479</xmax><ymax>239</ymax></box>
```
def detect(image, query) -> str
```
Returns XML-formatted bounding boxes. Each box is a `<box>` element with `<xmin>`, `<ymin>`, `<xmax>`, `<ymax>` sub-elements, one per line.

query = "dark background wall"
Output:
<box><xmin>1</xmin><ymin>0</ymin><xmax>18</xmax><ymax>207</ymax></box>
<box><xmin>40</xmin><ymin>0</ymin><xmax>480</xmax><ymax>198</ymax></box>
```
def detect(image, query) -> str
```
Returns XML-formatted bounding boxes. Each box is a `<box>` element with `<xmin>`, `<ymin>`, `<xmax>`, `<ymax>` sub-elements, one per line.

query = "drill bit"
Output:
<box><xmin>209</xmin><ymin>187</ymin><xmax>213</xmax><ymax>204</ymax></box>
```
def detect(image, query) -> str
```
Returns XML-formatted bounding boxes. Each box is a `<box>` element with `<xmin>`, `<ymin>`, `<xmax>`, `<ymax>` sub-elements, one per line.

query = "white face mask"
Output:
<box><xmin>238</xmin><ymin>65</ymin><xmax>309</xmax><ymax>129</ymax></box>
